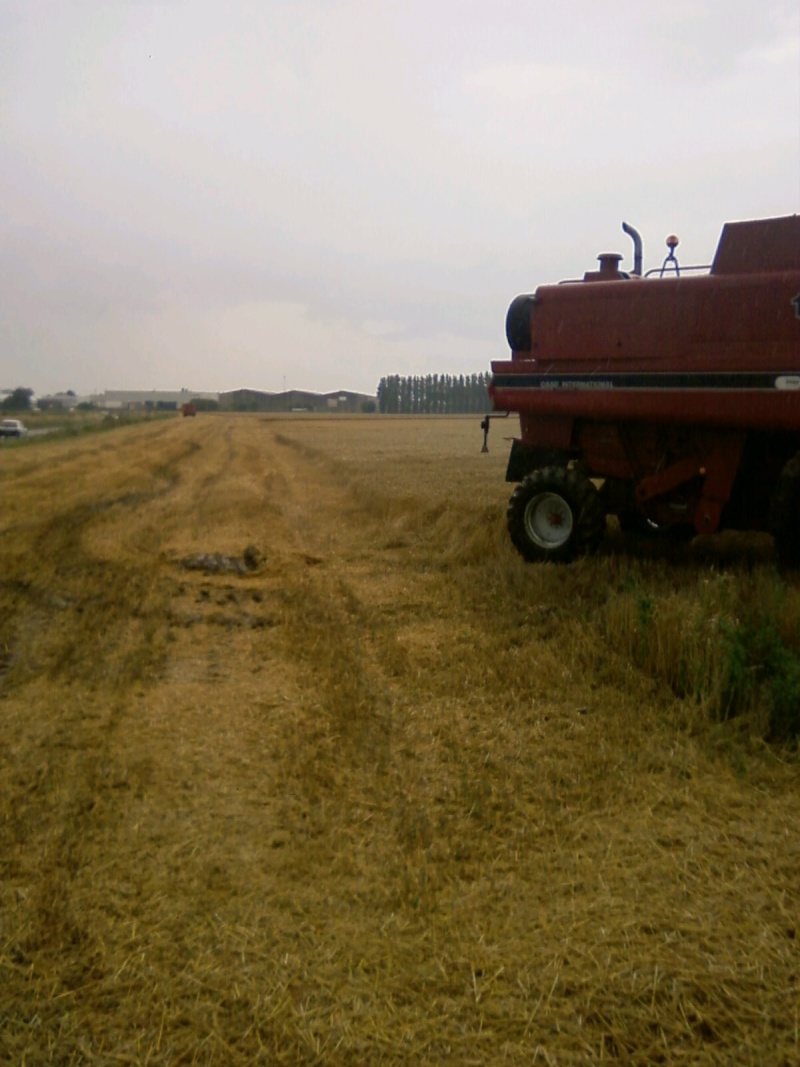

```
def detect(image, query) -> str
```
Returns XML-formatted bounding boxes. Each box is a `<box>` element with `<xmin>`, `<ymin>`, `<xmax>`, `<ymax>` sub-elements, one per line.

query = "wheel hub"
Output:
<box><xmin>524</xmin><ymin>492</ymin><xmax>574</xmax><ymax>548</ymax></box>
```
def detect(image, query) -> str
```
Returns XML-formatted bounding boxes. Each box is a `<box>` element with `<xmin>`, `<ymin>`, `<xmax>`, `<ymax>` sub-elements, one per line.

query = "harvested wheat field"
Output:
<box><xmin>1</xmin><ymin>413</ymin><xmax>800</xmax><ymax>1065</ymax></box>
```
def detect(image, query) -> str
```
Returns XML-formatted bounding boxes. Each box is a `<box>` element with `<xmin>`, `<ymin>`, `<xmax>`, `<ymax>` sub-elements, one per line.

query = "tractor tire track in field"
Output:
<box><xmin>0</xmin><ymin>434</ymin><xmax>204</xmax><ymax>693</ymax></box>
<box><xmin>154</xmin><ymin>423</ymin><xmax>409</xmax><ymax>799</ymax></box>
<box><xmin>256</xmin><ymin>429</ymin><xmax>425</xmax><ymax>760</ymax></box>
<box><xmin>0</xmin><ymin>430</ymin><xmax>212</xmax><ymax>911</ymax></box>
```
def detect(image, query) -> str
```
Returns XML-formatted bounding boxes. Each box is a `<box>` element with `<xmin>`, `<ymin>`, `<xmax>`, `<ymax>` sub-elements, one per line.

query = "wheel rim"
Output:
<box><xmin>523</xmin><ymin>492</ymin><xmax>574</xmax><ymax>549</ymax></box>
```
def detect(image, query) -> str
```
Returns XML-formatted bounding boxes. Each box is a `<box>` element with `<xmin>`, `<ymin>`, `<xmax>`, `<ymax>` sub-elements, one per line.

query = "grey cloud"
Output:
<box><xmin>1</xmin><ymin>0</ymin><xmax>797</xmax><ymax>395</ymax></box>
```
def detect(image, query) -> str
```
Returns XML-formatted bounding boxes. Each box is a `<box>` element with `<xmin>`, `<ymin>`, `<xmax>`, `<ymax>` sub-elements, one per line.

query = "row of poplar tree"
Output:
<box><xmin>376</xmin><ymin>373</ymin><xmax>491</xmax><ymax>414</ymax></box>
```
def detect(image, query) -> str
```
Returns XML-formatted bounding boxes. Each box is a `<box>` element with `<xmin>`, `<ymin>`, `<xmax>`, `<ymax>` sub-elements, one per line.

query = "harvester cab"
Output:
<box><xmin>486</xmin><ymin>214</ymin><xmax>800</xmax><ymax>563</ymax></box>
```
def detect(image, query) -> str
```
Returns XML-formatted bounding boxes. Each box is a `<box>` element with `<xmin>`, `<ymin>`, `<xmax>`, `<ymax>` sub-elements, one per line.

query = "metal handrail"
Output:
<box><xmin>644</xmin><ymin>264</ymin><xmax>711</xmax><ymax>277</ymax></box>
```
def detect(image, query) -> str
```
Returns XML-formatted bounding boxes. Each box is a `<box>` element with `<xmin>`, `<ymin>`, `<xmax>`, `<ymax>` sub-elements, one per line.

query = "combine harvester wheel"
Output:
<box><xmin>507</xmin><ymin>466</ymin><xmax>605</xmax><ymax>563</ymax></box>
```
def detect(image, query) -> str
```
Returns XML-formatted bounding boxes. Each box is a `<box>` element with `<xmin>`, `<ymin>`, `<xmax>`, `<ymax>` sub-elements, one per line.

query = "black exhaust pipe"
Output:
<box><xmin>622</xmin><ymin>221</ymin><xmax>643</xmax><ymax>276</ymax></box>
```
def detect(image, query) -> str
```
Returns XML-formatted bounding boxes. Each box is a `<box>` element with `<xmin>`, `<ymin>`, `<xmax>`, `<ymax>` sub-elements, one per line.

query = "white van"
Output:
<box><xmin>0</xmin><ymin>419</ymin><xmax>28</xmax><ymax>437</ymax></box>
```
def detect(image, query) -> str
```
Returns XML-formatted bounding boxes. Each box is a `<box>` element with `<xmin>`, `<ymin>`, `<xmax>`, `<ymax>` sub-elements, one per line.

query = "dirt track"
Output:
<box><xmin>1</xmin><ymin>414</ymin><xmax>799</xmax><ymax>1065</ymax></box>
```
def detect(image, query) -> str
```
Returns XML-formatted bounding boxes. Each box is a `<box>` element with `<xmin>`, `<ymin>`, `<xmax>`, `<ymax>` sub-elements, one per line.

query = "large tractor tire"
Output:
<box><xmin>770</xmin><ymin>454</ymin><xmax>800</xmax><ymax>567</ymax></box>
<box><xmin>507</xmin><ymin>467</ymin><xmax>606</xmax><ymax>563</ymax></box>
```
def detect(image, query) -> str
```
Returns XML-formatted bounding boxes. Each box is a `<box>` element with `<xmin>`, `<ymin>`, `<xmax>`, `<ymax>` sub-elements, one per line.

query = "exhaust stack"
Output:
<box><xmin>622</xmin><ymin>221</ymin><xmax>643</xmax><ymax>276</ymax></box>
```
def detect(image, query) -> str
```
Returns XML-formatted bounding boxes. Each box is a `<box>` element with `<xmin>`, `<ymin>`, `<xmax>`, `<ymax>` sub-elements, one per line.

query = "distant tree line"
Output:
<box><xmin>1</xmin><ymin>387</ymin><xmax>34</xmax><ymax>412</ymax></box>
<box><xmin>376</xmin><ymin>373</ymin><xmax>490</xmax><ymax>414</ymax></box>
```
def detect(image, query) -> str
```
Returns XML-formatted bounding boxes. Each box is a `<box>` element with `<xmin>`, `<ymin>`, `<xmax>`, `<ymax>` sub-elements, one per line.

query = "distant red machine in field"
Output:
<box><xmin>487</xmin><ymin>215</ymin><xmax>800</xmax><ymax>562</ymax></box>
<box><xmin>181</xmin><ymin>402</ymin><xmax>197</xmax><ymax>417</ymax></box>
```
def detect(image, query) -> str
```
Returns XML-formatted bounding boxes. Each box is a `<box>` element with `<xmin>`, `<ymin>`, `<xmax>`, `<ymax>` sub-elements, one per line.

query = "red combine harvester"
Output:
<box><xmin>487</xmin><ymin>215</ymin><xmax>800</xmax><ymax>563</ymax></box>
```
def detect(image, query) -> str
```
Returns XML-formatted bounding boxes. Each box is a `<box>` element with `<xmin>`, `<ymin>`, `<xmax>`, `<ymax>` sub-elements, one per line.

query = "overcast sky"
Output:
<box><xmin>2</xmin><ymin>0</ymin><xmax>798</xmax><ymax>397</ymax></box>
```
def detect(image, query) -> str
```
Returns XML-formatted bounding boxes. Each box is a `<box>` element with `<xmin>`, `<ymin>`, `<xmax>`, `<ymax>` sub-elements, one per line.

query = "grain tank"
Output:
<box><xmin>488</xmin><ymin>215</ymin><xmax>800</xmax><ymax>562</ymax></box>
